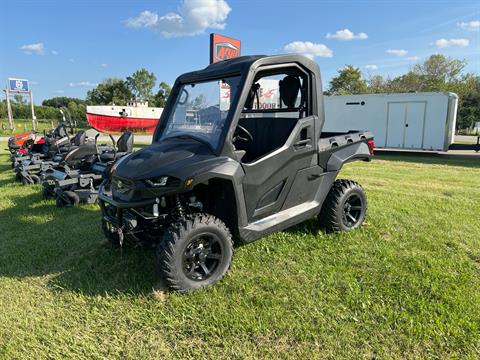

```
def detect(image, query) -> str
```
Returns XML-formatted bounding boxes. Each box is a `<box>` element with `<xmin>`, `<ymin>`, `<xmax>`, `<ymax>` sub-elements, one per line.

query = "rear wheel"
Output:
<box><xmin>156</xmin><ymin>214</ymin><xmax>233</xmax><ymax>292</ymax></box>
<box><xmin>319</xmin><ymin>179</ymin><xmax>367</xmax><ymax>232</ymax></box>
<box><xmin>56</xmin><ymin>190</ymin><xmax>80</xmax><ymax>207</ymax></box>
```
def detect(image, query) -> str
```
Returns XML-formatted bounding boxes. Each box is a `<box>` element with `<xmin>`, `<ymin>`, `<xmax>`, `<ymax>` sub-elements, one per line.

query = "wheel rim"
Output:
<box><xmin>342</xmin><ymin>193</ymin><xmax>364</xmax><ymax>228</ymax></box>
<box><xmin>182</xmin><ymin>233</ymin><xmax>223</xmax><ymax>281</ymax></box>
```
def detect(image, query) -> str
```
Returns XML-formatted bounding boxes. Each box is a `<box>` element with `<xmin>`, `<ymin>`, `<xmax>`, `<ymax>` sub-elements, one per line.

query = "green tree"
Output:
<box><xmin>328</xmin><ymin>65</ymin><xmax>368</xmax><ymax>95</ymax></box>
<box><xmin>153</xmin><ymin>81</ymin><xmax>172</xmax><ymax>107</ymax></box>
<box><xmin>86</xmin><ymin>78</ymin><xmax>132</xmax><ymax>105</ymax></box>
<box><xmin>367</xmin><ymin>75</ymin><xmax>388</xmax><ymax>94</ymax></box>
<box><xmin>412</xmin><ymin>54</ymin><xmax>466</xmax><ymax>87</ymax></box>
<box><xmin>42</xmin><ymin>97</ymin><xmax>84</xmax><ymax>108</ymax></box>
<box><xmin>13</xmin><ymin>94</ymin><xmax>26</xmax><ymax>104</ymax></box>
<box><xmin>125</xmin><ymin>68</ymin><xmax>157</xmax><ymax>102</ymax></box>
<box><xmin>67</xmin><ymin>101</ymin><xmax>87</xmax><ymax>126</ymax></box>
<box><xmin>456</xmin><ymin>76</ymin><xmax>480</xmax><ymax>130</ymax></box>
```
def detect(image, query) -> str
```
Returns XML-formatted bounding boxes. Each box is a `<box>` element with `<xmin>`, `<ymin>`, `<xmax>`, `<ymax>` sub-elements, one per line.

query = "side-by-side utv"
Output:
<box><xmin>98</xmin><ymin>54</ymin><xmax>374</xmax><ymax>292</ymax></box>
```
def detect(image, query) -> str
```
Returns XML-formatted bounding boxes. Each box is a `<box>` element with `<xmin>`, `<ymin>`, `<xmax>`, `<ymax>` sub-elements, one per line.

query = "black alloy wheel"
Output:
<box><xmin>182</xmin><ymin>233</ymin><xmax>223</xmax><ymax>281</ymax></box>
<box><xmin>342</xmin><ymin>193</ymin><xmax>364</xmax><ymax>228</ymax></box>
<box><xmin>319</xmin><ymin>179</ymin><xmax>367</xmax><ymax>232</ymax></box>
<box><xmin>157</xmin><ymin>214</ymin><xmax>233</xmax><ymax>292</ymax></box>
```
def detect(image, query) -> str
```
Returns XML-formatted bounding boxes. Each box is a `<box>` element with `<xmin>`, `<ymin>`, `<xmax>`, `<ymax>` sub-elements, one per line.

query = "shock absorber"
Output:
<box><xmin>175</xmin><ymin>195</ymin><xmax>185</xmax><ymax>218</ymax></box>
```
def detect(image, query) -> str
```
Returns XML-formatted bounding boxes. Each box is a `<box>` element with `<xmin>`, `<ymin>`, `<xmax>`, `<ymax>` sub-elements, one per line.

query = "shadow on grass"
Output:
<box><xmin>0</xmin><ymin>191</ymin><xmax>167</xmax><ymax>296</ymax></box>
<box><xmin>374</xmin><ymin>153</ymin><xmax>480</xmax><ymax>168</ymax></box>
<box><xmin>283</xmin><ymin>218</ymin><xmax>324</xmax><ymax>236</ymax></box>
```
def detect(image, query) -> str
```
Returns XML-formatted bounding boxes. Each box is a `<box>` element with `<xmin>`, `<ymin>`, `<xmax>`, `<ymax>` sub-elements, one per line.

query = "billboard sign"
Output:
<box><xmin>210</xmin><ymin>34</ymin><xmax>241</xmax><ymax>64</ymax></box>
<box><xmin>8</xmin><ymin>78</ymin><xmax>29</xmax><ymax>93</ymax></box>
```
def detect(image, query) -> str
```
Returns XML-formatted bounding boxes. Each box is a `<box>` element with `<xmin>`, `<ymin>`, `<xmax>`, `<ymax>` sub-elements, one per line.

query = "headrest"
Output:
<box><xmin>73</xmin><ymin>130</ymin><xmax>86</xmax><ymax>146</ymax></box>
<box><xmin>54</xmin><ymin>124</ymin><xmax>68</xmax><ymax>138</ymax></box>
<box><xmin>279</xmin><ymin>76</ymin><xmax>301</xmax><ymax>108</ymax></box>
<box><xmin>244</xmin><ymin>83</ymin><xmax>261</xmax><ymax>110</ymax></box>
<box><xmin>117</xmin><ymin>131</ymin><xmax>134</xmax><ymax>153</ymax></box>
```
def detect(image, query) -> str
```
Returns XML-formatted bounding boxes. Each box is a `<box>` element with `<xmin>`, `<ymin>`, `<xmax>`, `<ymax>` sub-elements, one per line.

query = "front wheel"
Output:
<box><xmin>156</xmin><ymin>214</ymin><xmax>233</xmax><ymax>292</ymax></box>
<box><xmin>319</xmin><ymin>179</ymin><xmax>367</xmax><ymax>232</ymax></box>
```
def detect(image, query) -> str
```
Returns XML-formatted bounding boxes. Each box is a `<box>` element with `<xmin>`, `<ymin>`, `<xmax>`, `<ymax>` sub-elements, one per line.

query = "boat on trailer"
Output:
<box><xmin>86</xmin><ymin>101</ymin><xmax>163</xmax><ymax>134</ymax></box>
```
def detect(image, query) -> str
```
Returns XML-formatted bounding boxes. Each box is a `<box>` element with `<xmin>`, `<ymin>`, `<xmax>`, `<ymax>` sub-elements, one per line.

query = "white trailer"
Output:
<box><xmin>323</xmin><ymin>92</ymin><xmax>458</xmax><ymax>151</ymax></box>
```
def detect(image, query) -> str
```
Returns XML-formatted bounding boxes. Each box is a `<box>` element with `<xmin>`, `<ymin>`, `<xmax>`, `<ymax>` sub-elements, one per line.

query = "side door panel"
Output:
<box><xmin>241</xmin><ymin>116</ymin><xmax>317</xmax><ymax>221</ymax></box>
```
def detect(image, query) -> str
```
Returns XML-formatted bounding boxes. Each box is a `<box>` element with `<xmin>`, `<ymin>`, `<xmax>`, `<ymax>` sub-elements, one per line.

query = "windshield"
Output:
<box><xmin>160</xmin><ymin>76</ymin><xmax>241</xmax><ymax>149</ymax></box>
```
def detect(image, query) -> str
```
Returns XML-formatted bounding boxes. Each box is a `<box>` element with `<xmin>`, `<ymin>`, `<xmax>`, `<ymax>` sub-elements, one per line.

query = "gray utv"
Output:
<box><xmin>99</xmin><ymin>54</ymin><xmax>374</xmax><ymax>292</ymax></box>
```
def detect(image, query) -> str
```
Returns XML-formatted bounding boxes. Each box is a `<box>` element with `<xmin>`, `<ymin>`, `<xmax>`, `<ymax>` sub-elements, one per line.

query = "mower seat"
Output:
<box><xmin>63</xmin><ymin>144</ymin><xmax>98</xmax><ymax>166</ymax></box>
<box><xmin>72</xmin><ymin>130</ymin><xmax>87</xmax><ymax>146</ymax></box>
<box><xmin>99</xmin><ymin>131</ymin><xmax>134</xmax><ymax>162</ymax></box>
<box><xmin>99</xmin><ymin>151</ymin><xmax>128</xmax><ymax>162</ymax></box>
<box><xmin>117</xmin><ymin>131</ymin><xmax>134</xmax><ymax>153</ymax></box>
<box><xmin>54</xmin><ymin>124</ymin><xmax>69</xmax><ymax>139</ymax></box>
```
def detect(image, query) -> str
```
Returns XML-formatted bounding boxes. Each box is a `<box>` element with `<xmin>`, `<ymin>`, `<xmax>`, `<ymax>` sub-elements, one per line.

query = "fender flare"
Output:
<box><xmin>326</xmin><ymin>142</ymin><xmax>372</xmax><ymax>171</ymax></box>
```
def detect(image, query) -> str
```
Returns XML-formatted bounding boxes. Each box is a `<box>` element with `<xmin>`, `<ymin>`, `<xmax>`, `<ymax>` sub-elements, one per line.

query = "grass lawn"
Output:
<box><xmin>0</xmin><ymin>119</ymin><xmax>60</xmax><ymax>137</ymax></box>
<box><xmin>0</xmin><ymin>143</ymin><xmax>479</xmax><ymax>358</ymax></box>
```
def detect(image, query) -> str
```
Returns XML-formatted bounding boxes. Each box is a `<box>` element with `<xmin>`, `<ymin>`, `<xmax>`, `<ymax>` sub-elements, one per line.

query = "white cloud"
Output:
<box><xmin>407</xmin><ymin>56</ymin><xmax>420</xmax><ymax>61</ymax></box>
<box><xmin>51</xmin><ymin>50</ymin><xmax>58</xmax><ymax>55</ymax></box>
<box><xmin>20</xmin><ymin>42</ymin><xmax>45</xmax><ymax>55</ymax></box>
<box><xmin>283</xmin><ymin>41</ymin><xmax>333</xmax><ymax>59</ymax></box>
<box><xmin>326</xmin><ymin>28</ymin><xmax>368</xmax><ymax>41</ymax></box>
<box><xmin>127</xmin><ymin>10</ymin><xmax>159</xmax><ymax>28</ymax></box>
<box><xmin>435</xmin><ymin>38</ymin><xmax>469</xmax><ymax>48</ymax></box>
<box><xmin>386</xmin><ymin>49</ymin><xmax>408</xmax><ymax>57</ymax></box>
<box><xmin>69</xmin><ymin>81</ymin><xmax>97</xmax><ymax>88</ymax></box>
<box><xmin>364</xmin><ymin>64</ymin><xmax>378</xmax><ymax>70</ymax></box>
<box><xmin>100</xmin><ymin>63</ymin><xmax>108</xmax><ymax>68</ymax></box>
<box><xmin>126</xmin><ymin>0</ymin><xmax>231</xmax><ymax>38</ymax></box>
<box><xmin>458</xmin><ymin>20</ymin><xmax>480</xmax><ymax>31</ymax></box>
<box><xmin>55</xmin><ymin>90</ymin><xmax>65</xmax><ymax>94</ymax></box>
<box><xmin>68</xmin><ymin>58</ymin><xmax>75</xmax><ymax>63</ymax></box>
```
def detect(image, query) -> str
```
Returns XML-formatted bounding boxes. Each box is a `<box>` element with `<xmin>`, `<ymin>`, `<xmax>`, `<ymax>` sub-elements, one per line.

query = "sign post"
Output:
<box><xmin>4</xmin><ymin>87</ymin><xmax>14</xmax><ymax>130</ymax></box>
<box><xmin>29</xmin><ymin>90</ymin><xmax>36</xmax><ymax>131</ymax></box>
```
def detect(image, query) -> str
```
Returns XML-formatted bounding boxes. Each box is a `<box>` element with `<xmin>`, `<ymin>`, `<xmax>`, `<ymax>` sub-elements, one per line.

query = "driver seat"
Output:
<box><xmin>236</xmin><ymin>75</ymin><xmax>301</xmax><ymax>163</ymax></box>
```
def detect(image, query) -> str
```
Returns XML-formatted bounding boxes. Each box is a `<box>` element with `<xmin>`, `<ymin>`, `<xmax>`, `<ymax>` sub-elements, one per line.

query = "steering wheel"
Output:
<box><xmin>233</xmin><ymin>125</ymin><xmax>253</xmax><ymax>143</ymax></box>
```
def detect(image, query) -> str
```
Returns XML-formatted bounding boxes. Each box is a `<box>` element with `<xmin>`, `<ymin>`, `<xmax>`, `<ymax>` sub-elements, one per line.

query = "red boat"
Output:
<box><xmin>86</xmin><ymin>102</ymin><xmax>163</xmax><ymax>134</ymax></box>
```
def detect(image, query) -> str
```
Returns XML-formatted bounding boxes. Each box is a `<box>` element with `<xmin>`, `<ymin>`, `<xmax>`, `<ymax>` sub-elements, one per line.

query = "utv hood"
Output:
<box><xmin>114</xmin><ymin>139</ymin><xmax>224</xmax><ymax>181</ymax></box>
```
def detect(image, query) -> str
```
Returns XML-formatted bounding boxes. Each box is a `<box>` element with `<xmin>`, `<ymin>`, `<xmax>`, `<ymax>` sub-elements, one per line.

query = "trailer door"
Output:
<box><xmin>404</xmin><ymin>102</ymin><xmax>426</xmax><ymax>148</ymax></box>
<box><xmin>386</xmin><ymin>102</ymin><xmax>406</xmax><ymax>148</ymax></box>
<box><xmin>387</xmin><ymin>101</ymin><xmax>426</xmax><ymax>149</ymax></box>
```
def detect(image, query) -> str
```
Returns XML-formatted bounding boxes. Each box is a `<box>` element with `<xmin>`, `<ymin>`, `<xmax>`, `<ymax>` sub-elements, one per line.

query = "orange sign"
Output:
<box><xmin>210</xmin><ymin>33</ymin><xmax>241</xmax><ymax>64</ymax></box>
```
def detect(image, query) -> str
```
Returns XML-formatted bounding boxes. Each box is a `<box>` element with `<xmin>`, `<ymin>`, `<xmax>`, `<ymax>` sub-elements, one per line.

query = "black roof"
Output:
<box><xmin>177</xmin><ymin>54</ymin><xmax>320</xmax><ymax>83</ymax></box>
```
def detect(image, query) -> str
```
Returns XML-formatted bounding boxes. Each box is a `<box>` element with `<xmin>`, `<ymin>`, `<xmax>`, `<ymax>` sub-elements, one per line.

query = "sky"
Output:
<box><xmin>1</xmin><ymin>0</ymin><xmax>479</xmax><ymax>104</ymax></box>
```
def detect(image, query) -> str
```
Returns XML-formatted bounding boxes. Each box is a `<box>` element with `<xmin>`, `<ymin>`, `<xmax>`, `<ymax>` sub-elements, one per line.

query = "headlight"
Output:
<box><xmin>145</xmin><ymin>176</ymin><xmax>169</xmax><ymax>187</ymax></box>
